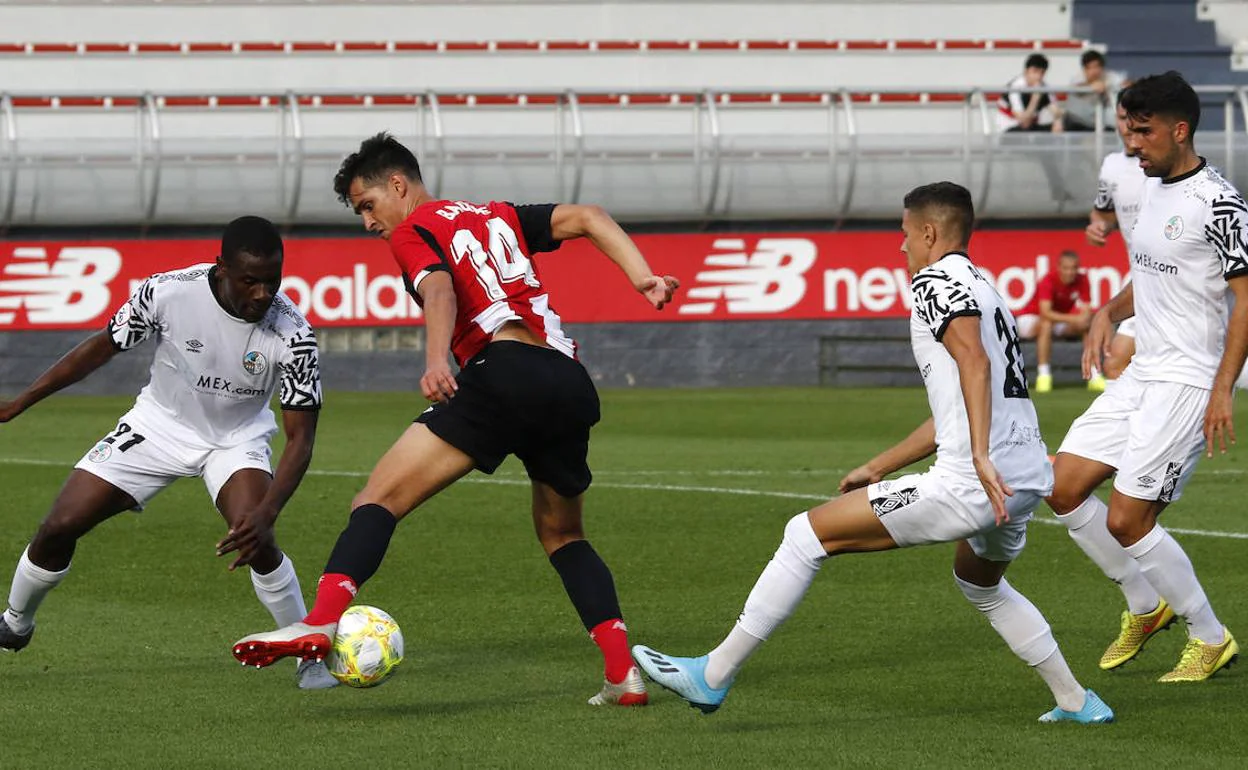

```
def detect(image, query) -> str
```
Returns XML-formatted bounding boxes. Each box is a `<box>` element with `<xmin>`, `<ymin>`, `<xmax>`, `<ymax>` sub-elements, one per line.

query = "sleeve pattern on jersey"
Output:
<box><xmin>279</xmin><ymin>328</ymin><xmax>322</xmax><ymax>410</ymax></box>
<box><xmin>512</xmin><ymin>203</ymin><xmax>561</xmax><ymax>253</ymax></box>
<box><xmin>1093</xmin><ymin>177</ymin><xmax>1115</xmax><ymax>212</ymax></box>
<box><xmin>1206</xmin><ymin>195</ymin><xmax>1248</xmax><ymax>279</ymax></box>
<box><xmin>911</xmin><ymin>269</ymin><xmax>982</xmax><ymax>341</ymax></box>
<box><xmin>106</xmin><ymin>276</ymin><xmax>159</xmax><ymax>351</ymax></box>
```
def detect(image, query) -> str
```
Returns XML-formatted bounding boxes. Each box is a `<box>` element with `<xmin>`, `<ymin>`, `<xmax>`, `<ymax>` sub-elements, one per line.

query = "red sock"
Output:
<box><xmin>303</xmin><ymin>573</ymin><xmax>358</xmax><ymax>626</ymax></box>
<box><xmin>590</xmin><ymin>618</ymin><xmax>633</xmax><ymax>684</ymax></box>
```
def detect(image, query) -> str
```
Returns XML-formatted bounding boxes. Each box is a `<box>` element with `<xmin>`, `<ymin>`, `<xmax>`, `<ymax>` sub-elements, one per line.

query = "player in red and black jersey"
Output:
<box><xmin>232</xmin><ymin>133</ymin><xmax>679</xmax><ymax>705</ymax></box>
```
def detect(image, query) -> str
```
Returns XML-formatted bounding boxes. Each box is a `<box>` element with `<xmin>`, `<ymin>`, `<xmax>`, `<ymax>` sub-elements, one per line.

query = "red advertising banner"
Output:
<box><xmin>0</xmin><ymin>231</ymin><xmax>1129</xmax><ymax>330</ymax></box>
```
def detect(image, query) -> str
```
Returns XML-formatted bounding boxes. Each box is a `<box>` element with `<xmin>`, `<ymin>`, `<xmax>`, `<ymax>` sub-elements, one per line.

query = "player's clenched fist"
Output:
<box><xmin>421</xmin><ymin>361</ymin><xmax>459</xmax><ymax>403</ymax></box>
<box><xmin>637</xmin><ymin>275</ymin><xmax>680</xmax><ymax>310</ymax></box>
<box><xmin>1085</xmin><ymin>221</ymin><xmax>1110</xmax><ymax>247</ymax></box>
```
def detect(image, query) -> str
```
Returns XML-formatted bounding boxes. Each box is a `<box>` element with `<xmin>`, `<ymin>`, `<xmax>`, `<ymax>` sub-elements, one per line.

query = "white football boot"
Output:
<box><xmin>587</xmin><ymin>665</ymin><xmax>649</xmax><ymax>706</ymax></box>
<box><xmin>233</xmin><ymin>621</ymin><xmax>337</xmax><ymax>668</ymax></box>
<box><xmin>295</xmin><ymin>658</ymin><xmax>340</xmax><ymax>690</ymax></box>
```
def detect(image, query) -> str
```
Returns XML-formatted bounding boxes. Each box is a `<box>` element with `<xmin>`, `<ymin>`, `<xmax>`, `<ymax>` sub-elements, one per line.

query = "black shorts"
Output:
<box><xmin>416</xmin><ymin>341</ymin><xmax>601</xmax><ymax>497</ymax></box>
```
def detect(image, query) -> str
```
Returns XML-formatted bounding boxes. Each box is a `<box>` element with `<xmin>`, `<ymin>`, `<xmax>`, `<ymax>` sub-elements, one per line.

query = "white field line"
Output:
<box><xmin>1</xmin><ymin>456</ymin><xmax>1245</xmax><ymax>541</ymax></box>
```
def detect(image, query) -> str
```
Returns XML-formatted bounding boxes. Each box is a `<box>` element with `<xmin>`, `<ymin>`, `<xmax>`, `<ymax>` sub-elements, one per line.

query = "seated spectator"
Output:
<box><xmin>996</xmin><ymin>54</ymin><xmax>1064</xmax><ymax>134</ymax></box>
<box><xmin>1063</xmin><ymin>50</ymin><xmax>1128</xmax><ymax>131</ymax></box>
<box><xmin>1016</xmin><ymin>250</ymin><xmax>1103</xmax><ymax>393</ymax></box>
<box><xmin>998</xmin><ymin>54</ymin><xmax>1073</xmax><ymax>203</ymax></box>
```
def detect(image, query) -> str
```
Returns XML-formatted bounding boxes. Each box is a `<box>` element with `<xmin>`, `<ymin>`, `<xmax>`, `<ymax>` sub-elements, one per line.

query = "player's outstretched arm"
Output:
<box><xmin>217</xmin><ymin>409</ymin><xmax>319</xmax><ymax>570</ymax></box>
<box><xmin>1083</xmin><ymin>282</ymin><xmax>1134</xmax><ymax>378</ymax></box>
<box><xmin>839</xmin><ymin>418</ymin><xmax>936</xmax><ymax>493</ymax></box>
<box><xmin>1205</xmin><ymin>275</ymin><xmax>1248</xmax><ymax>457</ymax></box>
<box><xmin>416</xmin><ymin>271</ymin><xmax>459</xmax><ymax>403</ymax></box>
<box><xmin>0</xmin><ymin>331</ymin><xmax>119</xmax><ymax>423</ymax></box>
<box><xmin>943</xmin><ymin>315</ymin><xmax>1013</xmax><ymax>524</ymax></box>
<box><xmin>548</xmin><ymin>204</ymin><xmax>679</xmax><ymax>309</ymax></box>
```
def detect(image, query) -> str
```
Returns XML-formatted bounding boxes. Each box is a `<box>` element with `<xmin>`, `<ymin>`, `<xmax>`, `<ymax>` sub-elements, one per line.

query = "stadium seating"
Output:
<box><xmin>0</xmin><ymin>38</ymin><xmax>1089</xmax><ymax>91</ymax></box>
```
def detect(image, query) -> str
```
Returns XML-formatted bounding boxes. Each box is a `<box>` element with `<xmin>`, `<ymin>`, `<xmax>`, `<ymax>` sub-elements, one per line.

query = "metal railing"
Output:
<box><xmin>0</xmin><ymin>85</ymin><xmax>1245</xmax><ymax>228</ymax></box>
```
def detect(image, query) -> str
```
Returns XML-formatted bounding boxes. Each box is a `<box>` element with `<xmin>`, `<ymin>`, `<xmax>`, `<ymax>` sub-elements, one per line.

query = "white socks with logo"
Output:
<box><xmin>1055</xmin><ymin>496</ymin><xmax>1161</xmax><ymax>615</ymax></box>
<box><xmin>705</xmin><ymin>512</ymin><xmax>827</xmax><ymax>689</ymax></box>
<box><xmin>956</xmin><ymin>575</ymin><xmax>1086</xmax><ymax>713</ymax></box>
<box><xmin>4</xmin><ymin>547</ymin><xmax>70</xmax><ymax>634</ymax></box>
<box><xmin>250</xmin><ymin>554</ymin><xmax>308</xmax><ymax>628</ymax></box>
<box><xmin>1125</xmin><ymin>525</ymin><xmax>1224</xmax><ymax>644</ymax></box>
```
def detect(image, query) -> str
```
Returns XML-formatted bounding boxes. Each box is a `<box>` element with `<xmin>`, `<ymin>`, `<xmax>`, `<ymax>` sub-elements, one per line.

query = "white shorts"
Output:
<box><xmin>74</xmin><ymin>408</ymin><xmax>274</xmax><ymax>510</ymax></box>
<box><xmin>1057</xmin><ymin>367</ymin><xmax>1206</xmax><ymax>502</ymax></box>
<box><xmin>1015</xmin><ymin>314</ymin><xmax>1072</xmax><ymax>340</ymax></box>
<box><xmin>1116</xmin><ymin>317</ymin><xmax>1137</xmax><ymax>338</ymax></box>
<box><xmin>866</xmin><ymin>469</ymin><xmax>1042</xmax><ymax>563</ymax></box>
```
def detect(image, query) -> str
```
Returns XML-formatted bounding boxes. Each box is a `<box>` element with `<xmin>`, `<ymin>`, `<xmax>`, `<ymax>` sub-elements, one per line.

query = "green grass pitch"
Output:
<box><xmin>1</xmin><ymin>388</ymin><xmax>1246</xmax><ymax>768</ymax></box>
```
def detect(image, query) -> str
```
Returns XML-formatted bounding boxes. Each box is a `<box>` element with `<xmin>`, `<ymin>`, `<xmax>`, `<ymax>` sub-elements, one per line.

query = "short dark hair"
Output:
<box><xmin>221</xmin><ymin>215</ymin><xmax>282</xmax><ymax>263</ymax></box>
<box><xmin>903</xmin><ymin>182</ymin><xmax>975</xmax><ymax>245</ymax></box>
<box><xmin>1025</xmin><ymin>53</ymin><xmax>1049</xmax><ymax>71</ymax></box>
<box><xmin>1119</xmin><ymin>71</ymin><xmax>1200</xmax><ymax>134</ymax></box>
<box><xmin>333</xmin><ymin>132</ymin><xmax>423</xmax><ymax>206</ymax></box>
<box><xmin>1059</xmin><ymin>249</ymin><xmax>1080</xmax><ymax>261</ymax></box>
<box><xmin>1080</xmin><ymin>50</ymin><xmax>1106</xmax><ymax>68</ymax></box>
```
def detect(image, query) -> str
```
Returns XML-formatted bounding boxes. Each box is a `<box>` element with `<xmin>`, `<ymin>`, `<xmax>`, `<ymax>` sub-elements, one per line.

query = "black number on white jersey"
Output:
<box><xmin>101</xmin><ymin>421</ymin><xmax>147</xmax><ymax>452</ymax></box>
<box><xmin>993</xmin><ymin>308</ymin><xmax>1030</xmax><ymax>399</ymax></box>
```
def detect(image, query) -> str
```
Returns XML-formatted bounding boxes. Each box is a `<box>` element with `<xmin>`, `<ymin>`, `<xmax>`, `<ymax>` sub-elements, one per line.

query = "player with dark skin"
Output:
<box><xmin>0</xmin><ymin>249</ymin><xmax>314</xmax><ymax>576</ymax></box>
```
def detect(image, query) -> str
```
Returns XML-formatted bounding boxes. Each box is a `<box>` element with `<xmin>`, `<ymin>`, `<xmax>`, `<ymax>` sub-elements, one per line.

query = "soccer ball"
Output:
<box><xmin>327</xmin><ymin>605</ymin><xmax>404</xmax><ymax>688</ymax></box>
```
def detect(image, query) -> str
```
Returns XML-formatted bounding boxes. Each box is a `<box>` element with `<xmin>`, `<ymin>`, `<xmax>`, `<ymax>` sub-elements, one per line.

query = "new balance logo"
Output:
<box><xmin>678</xmin><ymin>238</ymin><xmax>816</xmax><ymax>315</ymax></box>
<box><xmin>0</xmin><ymin>247</ymin><xmax>122</xmax><ymax>325</ymax></box>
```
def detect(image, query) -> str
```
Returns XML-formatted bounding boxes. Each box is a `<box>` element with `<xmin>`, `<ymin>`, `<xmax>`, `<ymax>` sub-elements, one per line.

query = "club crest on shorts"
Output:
<box><xmin>242</xmin><ymin>350</ymin><xmax>267</xmax><ymax>375</ymax></box>
<box><xmin>87</xmin><ymin>442</ymin><xmax>112</xmax><ymax>463</ymax></box>
<box><xmin>1164</xmin><ymin>215</ymin><xmax>1184</xmax><ymax>240</ymax></box>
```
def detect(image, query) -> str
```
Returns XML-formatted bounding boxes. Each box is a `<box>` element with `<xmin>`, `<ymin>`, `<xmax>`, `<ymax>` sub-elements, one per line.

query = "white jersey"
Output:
<box><xmin>910</xmin><ymin>253</ymin><xmax>1050</xmax><ymax>491</ymax></box>
<box><xmin>106</xmin><ymin>263</ymin><xmax>322</xmax><ymax>447</ymax></box>
<box><xmin>1094</xmin><ymin>151</ymin><xmax>1147</xmax><ymax>253</ymax></box>
<box><xmin>1129</xmin><ymin>161</ymin><xmax>1248</xmax><ymax>389</ymax></box>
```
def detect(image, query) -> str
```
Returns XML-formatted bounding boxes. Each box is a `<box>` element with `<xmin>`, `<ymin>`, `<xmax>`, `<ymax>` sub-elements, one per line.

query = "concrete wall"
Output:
<box><xmin>0</xmin><ymin>319</ymin><xmax>1085</xmax><ymax>396</ymax></box>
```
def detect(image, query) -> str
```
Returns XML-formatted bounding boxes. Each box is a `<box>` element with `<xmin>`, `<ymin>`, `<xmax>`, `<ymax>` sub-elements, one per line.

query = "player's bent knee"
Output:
<box><xmin>1105</xmin><ymin>505</ymin><xmax>1149</xmax><ymax>544</ymax></box>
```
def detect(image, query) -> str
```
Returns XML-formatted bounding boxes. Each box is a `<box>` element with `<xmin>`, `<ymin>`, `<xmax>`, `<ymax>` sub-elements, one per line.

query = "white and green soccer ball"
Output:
<box><xmin>327</xmin><ymin>605</ymin><xmax>404</xmax><ymax>688</ymax></box>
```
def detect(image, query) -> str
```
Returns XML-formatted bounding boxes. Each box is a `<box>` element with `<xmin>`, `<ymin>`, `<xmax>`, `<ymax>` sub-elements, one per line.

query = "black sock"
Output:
<box><xmin>548</xmin><ymin>540</ymin><xmax>622</xmax><ymax>631</ymax></box>
<box><xmin>324</xmin><ymin>504</ymin><xmax>399</xmax><ymax>586</ymax></box>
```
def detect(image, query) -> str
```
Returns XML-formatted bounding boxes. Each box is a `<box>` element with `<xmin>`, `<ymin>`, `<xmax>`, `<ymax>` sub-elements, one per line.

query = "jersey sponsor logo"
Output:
<box><xmin>0</xmin><ymin>247</ymin><xmax>122</xmax><ymax>326</ymax></box>
<box><xmin>185</xmin><ymin>339</ymin><xmax>204</xmax><ymax>353</ymax></box>
<box><xmin>86</xmin><ymin>442</ymin><xmax>113</xmax><ymax>463</ymax></box>
<box><xmin>1131</xmin><ymin>252</ymin><xmax>1179</xmax><ymax>276</ymax></box>
<box><xmin>242</xmin><ymin>350</ymin><xmax>267</xmax><ymax>375</ymax></box>
<box><xmin>679</xmin><ymin>238</ymin><xmax>817</xmax><ymax>315</ymax></box>
<box><xmin>1164</xmin><ymin>215</ymin><xmax>1184</xmax><ymax>240</ymax></box>
<box><xmin>196</xmin><ymin>374</ymin><xmax>267</xmax><ymax>397</ymax></box>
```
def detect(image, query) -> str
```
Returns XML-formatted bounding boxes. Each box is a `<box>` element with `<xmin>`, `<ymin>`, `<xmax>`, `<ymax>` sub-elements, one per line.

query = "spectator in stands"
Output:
<box><xmin>998</xmin><ymin>54</ymin><xmax>1072</xmax><ymax>203</ymax></box>
<box><xmin>1063</xmin><ymin>51</ymin><xmax>1128</xmax><ymax>131</ymax></box>
<box><xmin>1015</xmin><ymin>250</ymin><xmax>1103</xmax><ymax>393</ymax></box>
<box><xmin>997</xmin><ymin>54</ymin><xmax>1064</xmax><ymax>134</ymax></box>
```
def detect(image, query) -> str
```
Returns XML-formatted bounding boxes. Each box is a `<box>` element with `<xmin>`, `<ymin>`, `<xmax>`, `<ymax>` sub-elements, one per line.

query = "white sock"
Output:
<box><xmin>704</xmin><ymin>512</ymin><xmax>826</xmax><ymax>689</ymax></box>
<box><xmin>1039</xmin><ymin>363</ymin><xmax>1052</xmax><ymax>377</ymax></box>
<box><xmin>4</xmin><ymin>547</ymin><xmax>70</xmax><ymax>634</ymax></box>
<box><xmin>955</xmin><ymin>575</ymin><xmax>1085</xmax><ymax>712</ymax></box>
<box><xmin>250</xmin><ymin>554</ymin><xmax>307</xmax><ymax>628</ymax></box>
<box><xmin>1124</xmin><ymin>526</ymin><xmax>1224</xmax><ymax>644</ymax></box>
<box><xmin>1055</xmin><ymin>496</ymin><xmax>1161</xmax><ymax>615</ymax></box>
